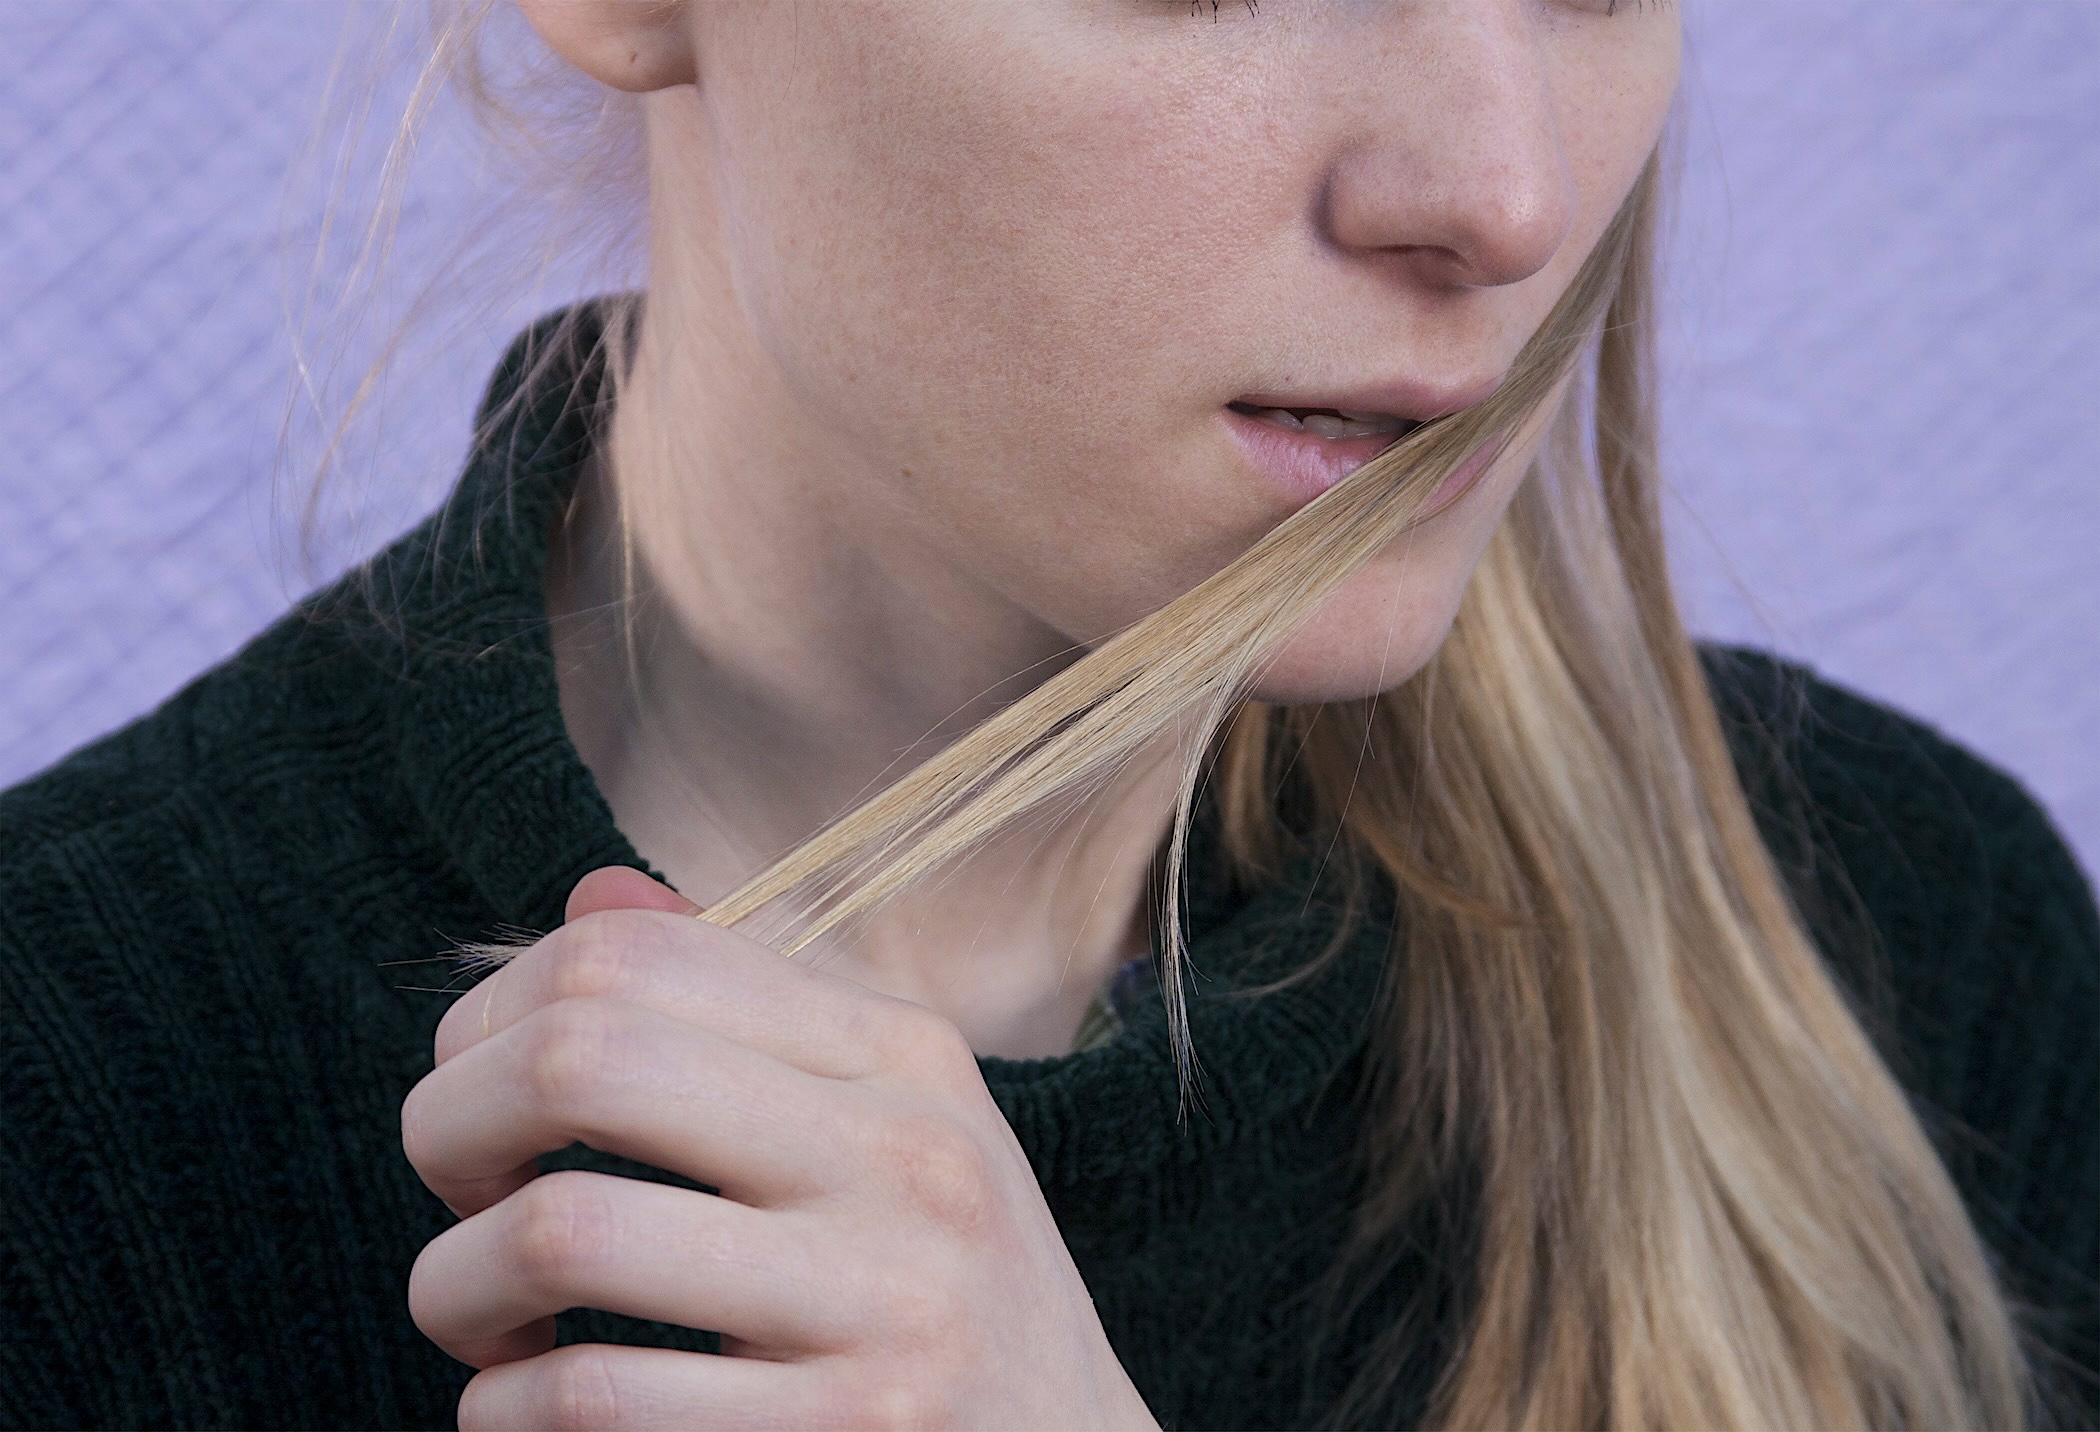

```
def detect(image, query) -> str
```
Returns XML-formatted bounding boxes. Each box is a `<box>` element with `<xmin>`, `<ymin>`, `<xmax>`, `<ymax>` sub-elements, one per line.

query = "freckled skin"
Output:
<box><xmin>626</xmin><ymin>0</ymin><xmax>1679</xmax><ymax>703</ymax></box>
<box><xmin>412</xmin><ymin>5</ymin><xmax>1689</xmax><ymax>1396</ymax></box>
<box><xmin>526</xmin><ymin>0</ymin><xmax>1682</xmax><ymax>1045</ymax></box>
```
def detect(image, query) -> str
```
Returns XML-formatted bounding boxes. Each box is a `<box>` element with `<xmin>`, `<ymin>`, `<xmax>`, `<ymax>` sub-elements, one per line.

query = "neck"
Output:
<box><xmin>544</xmin><ymin>309</ymin><xmax>1182</xmax><ymax>1060</ymax></box>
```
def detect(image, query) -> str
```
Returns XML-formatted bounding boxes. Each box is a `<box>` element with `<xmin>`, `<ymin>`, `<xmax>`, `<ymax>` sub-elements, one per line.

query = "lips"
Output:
<box><xmin>1221</xmin><ymin>398</ymin><xmax>1501</xmax><ymax>512</ymax></box>
<box><xmin>1233</xmin><ymin>373</ymin><xmax>1505</xmax><ymax>429</ymax></box>
<box><xmin>1218</xmin><ymin>369</ymin><xmax>1506</xmax><ymax>508</ymax></box>
<box><xmin>1221</xmin><ymin>403</ymin><xmax>1417</xmax><ymax>505</ymax></box>
<box><xmin>1225</xmin><ymin>401</ymin><xmax>1424</xmax><ymax>443</ymax></box>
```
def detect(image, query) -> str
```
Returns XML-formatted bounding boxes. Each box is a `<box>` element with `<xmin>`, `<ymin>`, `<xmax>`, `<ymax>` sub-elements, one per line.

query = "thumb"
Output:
<box><xmin>565</xmin><ymin>865</ymin><xmax>705</xmax><ymax>922</ymax></box>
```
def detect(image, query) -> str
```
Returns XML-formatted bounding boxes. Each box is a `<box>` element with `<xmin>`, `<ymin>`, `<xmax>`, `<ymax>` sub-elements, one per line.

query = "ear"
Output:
<box><xmin>513</xmin><ymin>0</ymin><xmax>697</xmax><ymax>93</ymax></box>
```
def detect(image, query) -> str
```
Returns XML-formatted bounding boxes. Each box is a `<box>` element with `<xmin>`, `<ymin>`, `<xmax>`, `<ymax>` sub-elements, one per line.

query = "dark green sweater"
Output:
<box><xmin>2</xmin><ymin>312</ymin><xmax>2094</xmax><ymax>1431</ymax></box>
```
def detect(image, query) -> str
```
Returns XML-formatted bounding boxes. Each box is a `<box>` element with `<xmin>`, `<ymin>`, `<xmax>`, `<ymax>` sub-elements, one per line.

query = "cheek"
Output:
<box><xmin>687</xmin><ymin>6</ymin><xmax>1665</xmax><ymax>663</ymax></box>
<box><xmin>695</xmin><ymin>8</ymin><xmax>1287</xmax><ymax>516</ymax></box>
<box><xmin>707</xmin><ymin>15</ymin><xmax>1250</xmax><ymax>415</ymax></box>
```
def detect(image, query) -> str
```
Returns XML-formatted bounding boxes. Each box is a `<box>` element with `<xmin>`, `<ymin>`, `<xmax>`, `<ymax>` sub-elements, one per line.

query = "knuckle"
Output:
<box><xmin>837</xmin><ymin>995</ymin><xmax>898</xmax><ymax>1060</ymax></box>
<box><xmin>538</xmin><ymin>1344</ymin><xmax>626</xmax><ymax>1432</ymax></box>
<box><xmin>509</xmin><ymin>1171</ymin><xmax>613</xmax><ymax>1294</ymax></box>
<box><xmin>922</xmin><ymin>1023</ymin><xmax>984</xmax><ymax>1091</ymax></box>
<box><xmin>521</xmin><ymin>999</ymin><xmax>629</xmax><ymax>1115</ymax></box>
<box><xmin>870</xmin><ymin>999</ymin><xmax>978</xmax><ymax>1086</ymax></box>
<box><xmin>851</xmin><ymin>997</ymin><xmax>928</xmax><ymax>1064</ymax></box>
<box><xmin>875</xmin><ymin>1113</ymin><xmax>997</xmax><ymax>1235</ymax></box>
<box><xmin>547</xmin><ymin>911</ymin><xmax>659</xmax><ymax>1004</ymax></box>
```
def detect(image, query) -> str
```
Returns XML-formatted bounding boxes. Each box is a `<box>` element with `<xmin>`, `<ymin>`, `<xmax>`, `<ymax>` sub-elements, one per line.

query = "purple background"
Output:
<box><xmin>3</xmin><ymin>1</ymin><xmax>2097</xmax><ymax>879</ymax></box>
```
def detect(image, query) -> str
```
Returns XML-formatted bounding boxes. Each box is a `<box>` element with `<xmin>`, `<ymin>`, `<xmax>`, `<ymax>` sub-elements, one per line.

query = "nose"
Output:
<box><xmin>1319</xmin><ymin>1</ymin><xmax>1577</xmax><ymax>291</ymax></box>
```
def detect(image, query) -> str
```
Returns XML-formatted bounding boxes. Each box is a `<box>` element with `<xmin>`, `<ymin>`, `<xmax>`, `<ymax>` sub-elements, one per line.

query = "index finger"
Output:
<box><xmin>436</xmin><ymin>866</ymin><xmax>709</xmax><ymax>1069</ymax></box>
<box><xmin>434</xmin><ymin>907</ymin><xmax>920</xmax><ymax>1083</ymax></box>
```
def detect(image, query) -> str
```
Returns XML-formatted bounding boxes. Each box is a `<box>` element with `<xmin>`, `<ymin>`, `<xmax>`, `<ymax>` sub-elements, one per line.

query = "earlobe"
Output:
<box><xmin>513</xmin><ymin>0</ymin><xmax>697</xmax><ymax>94</ymax></box>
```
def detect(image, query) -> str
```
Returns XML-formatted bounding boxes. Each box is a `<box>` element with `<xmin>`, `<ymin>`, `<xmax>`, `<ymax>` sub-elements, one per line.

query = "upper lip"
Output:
<box><xmin>1231</xmin><ymin>373</ymin><xmax>1505</xmax><ymax>425</ymax></box>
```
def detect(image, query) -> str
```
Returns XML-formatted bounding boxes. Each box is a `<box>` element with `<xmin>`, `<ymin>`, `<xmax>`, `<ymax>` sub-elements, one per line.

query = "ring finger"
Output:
<box><xmin>411</xmin><ymin>1169</ymin><xmax>854</xmax><ymax>1368</ymax></box>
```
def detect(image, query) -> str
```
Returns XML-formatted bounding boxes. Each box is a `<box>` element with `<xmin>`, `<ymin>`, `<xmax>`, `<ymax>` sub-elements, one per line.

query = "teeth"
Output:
<box><xmin>1303</xmin><ymin>413</ymin><xmax>1391</xmax><ymax>439</ymax></box>
<box><xmin>1239</xmin><ymin>404</ymin><xmax>1413</xmax><ymax>439</ymax></box>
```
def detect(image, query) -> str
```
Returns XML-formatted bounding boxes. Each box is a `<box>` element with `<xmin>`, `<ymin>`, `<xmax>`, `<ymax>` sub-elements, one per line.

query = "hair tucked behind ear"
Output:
<box><xmin>387</xmin><ymin>10</ymin><xmax>2037</xmax><ymax>1424</ymax></box>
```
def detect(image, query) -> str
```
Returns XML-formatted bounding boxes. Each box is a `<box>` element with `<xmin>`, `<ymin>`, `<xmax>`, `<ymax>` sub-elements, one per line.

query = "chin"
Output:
<box><xmin>1245</xmin><ymin>641</ymin><xmax>1445</xmax><ymax>706</ymax></box>
<box><xmin>1243</xmin><ymin>583</ymin><xmax>1465</xmax><ymax>707</ymax></box>
<box><xmin>1243</xmin><ymin>608</ymin><xmax>1461</xmax><ymax>705</ymax></box>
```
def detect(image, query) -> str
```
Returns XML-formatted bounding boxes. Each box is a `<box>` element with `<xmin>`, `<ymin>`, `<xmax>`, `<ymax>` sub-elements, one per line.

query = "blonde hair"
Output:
<box><xmin>347</xmin><ymin>5</ymin><xmax>2041</xmax><ymax>1425</ymax></box>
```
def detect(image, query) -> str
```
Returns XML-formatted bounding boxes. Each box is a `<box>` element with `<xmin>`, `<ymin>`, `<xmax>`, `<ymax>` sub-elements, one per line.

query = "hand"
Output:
<box><xmin>402</xmin><ymin>867</ymin><xmax>1158</xmax><ymax>1431</ymax></box>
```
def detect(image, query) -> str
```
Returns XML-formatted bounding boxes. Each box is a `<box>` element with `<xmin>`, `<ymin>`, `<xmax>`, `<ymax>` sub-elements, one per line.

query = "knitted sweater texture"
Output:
<box><xmin>2</xmin><ymin>313</ymin><xmax>2094</xmax><ymax>1430</ymax></box>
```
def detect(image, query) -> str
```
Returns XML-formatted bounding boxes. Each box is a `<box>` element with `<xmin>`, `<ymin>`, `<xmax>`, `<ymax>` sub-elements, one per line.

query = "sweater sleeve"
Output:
<box><xmin>1705</xmin><ymin>646</ymin><xmax>2100</xmax><ymax>1424</ymax></box>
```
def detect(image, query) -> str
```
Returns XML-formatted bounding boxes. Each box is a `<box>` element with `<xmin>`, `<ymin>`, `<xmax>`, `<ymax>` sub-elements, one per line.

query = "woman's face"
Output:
<box><xmin>639</xmin><ymin>0</ymin><xmax>1680</xmax><ymax>702</ymax></box>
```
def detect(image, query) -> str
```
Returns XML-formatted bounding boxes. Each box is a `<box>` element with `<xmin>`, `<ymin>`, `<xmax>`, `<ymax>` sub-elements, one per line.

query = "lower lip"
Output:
<box><xmin>1222</xmin><ymin>407</ymin><xmax>1498</xmax><ymax>513</ymax></box>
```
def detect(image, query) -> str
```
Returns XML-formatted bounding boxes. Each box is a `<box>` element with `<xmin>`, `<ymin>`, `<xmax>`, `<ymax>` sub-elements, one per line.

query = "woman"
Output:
<box><xmin>2</xmin><ymin>2</ymin><xmax>2093</xmax><ymax>1428</ymax></box>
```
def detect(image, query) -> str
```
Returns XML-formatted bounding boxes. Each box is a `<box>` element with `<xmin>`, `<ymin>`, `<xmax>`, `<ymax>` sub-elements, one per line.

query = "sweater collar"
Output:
<box><xmin>368</xmin><ymin>300</ymin><xmax>1387</xmax><ymax>1185</ymax></box>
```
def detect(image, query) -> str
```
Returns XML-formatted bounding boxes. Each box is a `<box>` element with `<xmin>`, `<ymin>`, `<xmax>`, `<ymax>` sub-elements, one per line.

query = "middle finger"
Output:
<box><xmin>404</xmin><ymin>997</ymin><xmax>848</xmax><ymax>1215</ymax></box>
<box><xmin>436</xmin><ymin>909</ymin><xmax>912</xmax><ymax>1077</ymax></box>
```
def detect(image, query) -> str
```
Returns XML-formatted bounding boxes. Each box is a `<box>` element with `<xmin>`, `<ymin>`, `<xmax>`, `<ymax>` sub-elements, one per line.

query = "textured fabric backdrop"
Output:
<box><xmin>3</xmin><ymin>1</ymin><xmax>2096</xmax><ymax>879</ymax></box>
